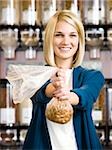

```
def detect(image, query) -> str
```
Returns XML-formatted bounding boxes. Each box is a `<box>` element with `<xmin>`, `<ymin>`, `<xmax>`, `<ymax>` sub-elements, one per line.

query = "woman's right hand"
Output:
<box><xmin>45</xmin><ymin>69</ymin><xmax>66</xmax><ymax>98</ymax></box>
<box><xmin>51</xmin><ymin>68</ymin><xmax>66</xmax><ymax>89</ymax></box>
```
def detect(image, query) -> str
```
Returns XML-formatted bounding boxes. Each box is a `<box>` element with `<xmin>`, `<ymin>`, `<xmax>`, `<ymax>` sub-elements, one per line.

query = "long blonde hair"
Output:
<box><xmin>43</xmin><ymin>10</ymin><xmax>85</xmax><ymax>68</ymax></box>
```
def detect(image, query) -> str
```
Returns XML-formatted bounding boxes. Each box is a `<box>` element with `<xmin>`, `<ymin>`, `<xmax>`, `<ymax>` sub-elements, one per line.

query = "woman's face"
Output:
<box><xmin>53</xmin><ymin>20</ymin><xmax>79</xmax><ymax>64</ymax></box>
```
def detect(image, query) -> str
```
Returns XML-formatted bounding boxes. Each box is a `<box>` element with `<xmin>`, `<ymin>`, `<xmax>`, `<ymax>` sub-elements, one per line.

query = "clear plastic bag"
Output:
<box><xmin>6</xmin><ymin>64</ymin><xmax>56</xmax><ymax>104</ymax></box>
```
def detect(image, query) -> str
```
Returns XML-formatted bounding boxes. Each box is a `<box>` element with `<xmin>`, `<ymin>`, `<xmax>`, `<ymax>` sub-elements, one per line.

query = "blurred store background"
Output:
<box><xmin>0</xmin><ymin>0</ymin><xmax>112</xmax><ymax>149</ymax></box>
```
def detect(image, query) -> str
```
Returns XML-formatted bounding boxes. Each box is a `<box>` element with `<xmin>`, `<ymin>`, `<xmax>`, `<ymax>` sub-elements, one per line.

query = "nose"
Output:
<box><xmin>62</xmin><ymin>36</ymin><xmax>70</xmax><ymax>45</ymax></box>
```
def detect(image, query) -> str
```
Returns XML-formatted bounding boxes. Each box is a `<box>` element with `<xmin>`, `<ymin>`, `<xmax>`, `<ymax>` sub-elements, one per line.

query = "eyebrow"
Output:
<box><xmin>54</xmin><ymin>31</ymin><xmax>78</xmax><ymax>34</ymax></box>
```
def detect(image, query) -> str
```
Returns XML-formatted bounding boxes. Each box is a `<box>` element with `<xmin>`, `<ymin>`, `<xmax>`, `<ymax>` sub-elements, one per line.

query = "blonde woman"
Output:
<box><xmin>23</xmin><ymin>10</ymin><xmax>104</xmax><ymax>150</ymax></box>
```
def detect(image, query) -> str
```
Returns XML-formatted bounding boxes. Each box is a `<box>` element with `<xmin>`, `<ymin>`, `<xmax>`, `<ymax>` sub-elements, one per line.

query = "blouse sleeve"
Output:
<box><xmin>71</xmin><ymin>69</ymin><xmax>105</xmax><ymax>110</ymax></box>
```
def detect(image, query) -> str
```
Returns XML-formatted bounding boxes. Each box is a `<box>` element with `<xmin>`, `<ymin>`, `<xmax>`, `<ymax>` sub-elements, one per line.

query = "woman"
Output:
<box><xmin>23</xmin><ymin>10</ymin><xmax>105</xmax><ymax>150</ymax></box>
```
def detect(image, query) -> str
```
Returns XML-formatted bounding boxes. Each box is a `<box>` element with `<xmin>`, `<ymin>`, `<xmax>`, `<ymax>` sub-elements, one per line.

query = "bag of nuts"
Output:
<box><xmin>45</xmin><ymin>97</ymin><xmax>73</xmax><ymax>124</ymax></box>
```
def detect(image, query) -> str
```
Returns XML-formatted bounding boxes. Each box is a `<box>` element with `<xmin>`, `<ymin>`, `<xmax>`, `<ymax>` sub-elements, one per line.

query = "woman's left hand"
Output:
<box><xmin>53</xmin><ymin>86</ymin><xmax>71</xmax><ymax>101</ymax></box>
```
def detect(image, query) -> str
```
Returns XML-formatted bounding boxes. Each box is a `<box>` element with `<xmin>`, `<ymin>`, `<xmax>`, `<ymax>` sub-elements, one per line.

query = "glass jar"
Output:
<box><xmin>21</xmin><ymin>28</ymin><xmax>40</xmax><ymax>59</ymax></box>
<box><xmin>20</xmin><ymin>0</ymin><xmax>36</xmax><ymax>25</ymax></box>
<box><xmin>0</xmin><ymin>79</ymin><xmax>15</xmax><ymax>125</ymax></box>
<box><xmin>0</xmin><ymin>79</ymin><xmax>16</xmax><ymax>146</ymax></box>
<box><xmin>41</xmin><ymin>0</ymin><xmax>56</xmax><ymax>26</ymax></box>
<box><xmin>0</xmin><ymin>0</ymin><xmax>19</xmax><ymax>25</ymax></box>
<box><xmin>86</xmin><ymin>28</ymin><xmax>104</xmax><ymax>59</ymax></box>
<box><xmin>18</xmin><ymin>99</ymin><xmax>32</xmax><ymax>125</ymax></box>
<box><xmin>35</xmin><ymin>0</ymin><xmax>42</xmax><ymax>26</ymax></box>
<box><xmin>68</xmin><ymin>0</ymin><xmax>79</xmax><ymax>17</ymax></box>
<box><xmin>0</xmin><ymin>28</ymin><xmax>18</xmax><ymax>59</ymax></box>
<box><xmin>106</xmin><ymin>0</ymin><xmax>112</xmax><ymax>23</ymax></box>
<box><xmin>83</xmin><ymin>0</ymin><xmax>100</xmax><ymax>25</ymax></box>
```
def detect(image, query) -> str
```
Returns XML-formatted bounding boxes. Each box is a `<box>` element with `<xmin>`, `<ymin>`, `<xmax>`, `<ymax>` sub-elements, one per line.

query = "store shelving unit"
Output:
<box><xmin>0</xmin><ymin>0</ymin><xmax>112</xmax><ymax>148</ymax></box>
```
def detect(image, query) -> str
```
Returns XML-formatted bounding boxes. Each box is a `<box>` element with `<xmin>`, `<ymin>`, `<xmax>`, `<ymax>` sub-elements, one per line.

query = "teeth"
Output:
<box><xmin>60</xmin><ymin>47</ymin><xmax>71</xmax><ymax>51</ymax></box>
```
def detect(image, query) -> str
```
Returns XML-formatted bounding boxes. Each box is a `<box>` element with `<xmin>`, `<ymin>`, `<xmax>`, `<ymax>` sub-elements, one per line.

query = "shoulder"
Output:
<box><xmin>73</xmin><ymin>66</ymin><xmax>105</xmax><ymax>82</ymax></box>
<box><xmin>74</xmin><ymin>65</ymin><xmax>103</xmax><ymax>75</ymax></box>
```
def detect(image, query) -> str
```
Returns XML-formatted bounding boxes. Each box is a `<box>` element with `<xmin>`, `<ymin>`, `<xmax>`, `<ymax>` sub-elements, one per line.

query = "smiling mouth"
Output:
<box><xmin>60</xmin><ymin>47</ymin><xmax>71</xmax><ymax>51</ymax></box>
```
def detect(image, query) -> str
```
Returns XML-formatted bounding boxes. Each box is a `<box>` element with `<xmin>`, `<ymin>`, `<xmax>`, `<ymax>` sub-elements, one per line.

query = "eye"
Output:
<box><xmin>54</xmin><ymin>33</ymin><xmax>64</xmax><ymax>37</ymax></box>
<box><xmin>70</xmin><ymin>34</ymin><xmax>77</xmax><ymax>37</ymax></box>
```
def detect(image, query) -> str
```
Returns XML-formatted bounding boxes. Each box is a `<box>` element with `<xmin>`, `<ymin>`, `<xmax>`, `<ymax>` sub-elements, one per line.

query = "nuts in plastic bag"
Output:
<box><xmin>45</xmin><ymin>97</ymin><xmax>73</xmax><ymax>124</ymax></box>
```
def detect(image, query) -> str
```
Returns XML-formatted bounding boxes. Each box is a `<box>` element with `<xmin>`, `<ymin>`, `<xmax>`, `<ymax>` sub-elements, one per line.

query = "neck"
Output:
<box><xmin>55</xmin><ymin>58</ymin><xmax>73</xmax><ymax>69</ymax></box>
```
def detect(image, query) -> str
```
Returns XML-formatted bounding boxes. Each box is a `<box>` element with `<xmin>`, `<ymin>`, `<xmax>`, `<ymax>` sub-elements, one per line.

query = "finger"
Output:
<box><xmin>56</xmin><ymin>69</ymin><xmax>66</xmax><ymax>77</ymax></box>
<box><xmin>53</xmin><ymin>89</ymin><xmax>66</xmax><ymax>97</ymax></box>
